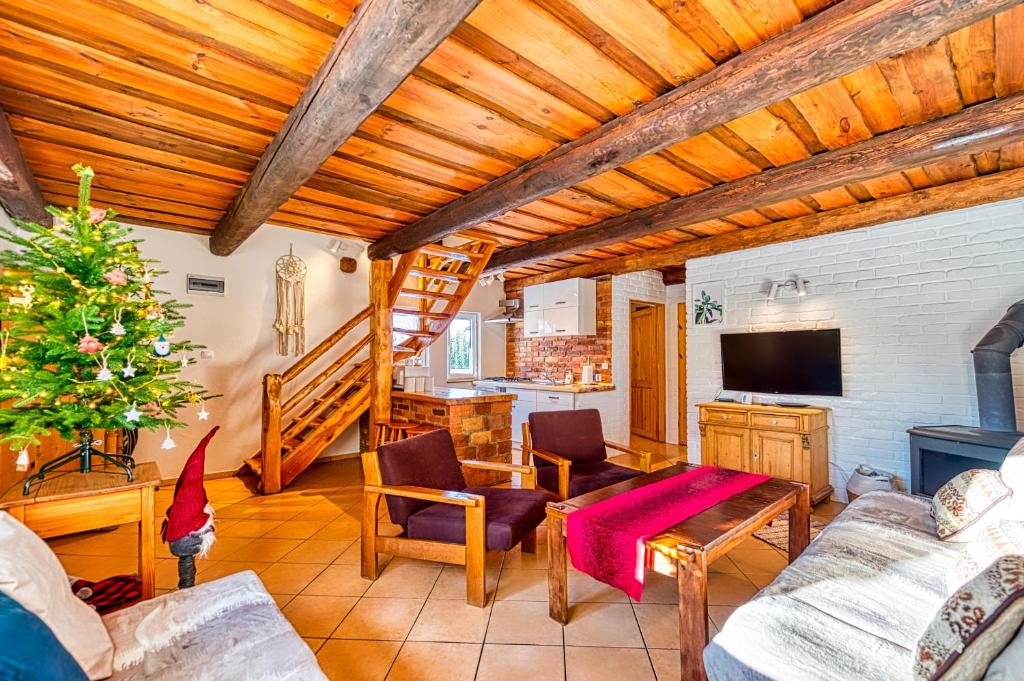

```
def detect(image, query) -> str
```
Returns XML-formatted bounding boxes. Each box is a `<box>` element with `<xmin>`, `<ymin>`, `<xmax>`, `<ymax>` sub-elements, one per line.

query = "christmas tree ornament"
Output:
<box><xmin>103</xmin><ymin>269</ymin><xmax>127</xmax><ymax>286</ymax></box>
<box><xmin>162</xmin><ymin>427</ymin><xmax>219</xmax><ymax>588</ymax></box>
<box><xmin>197</xmin><ymin>400</ymin><xmax>209</xmax><ymax>421</ymax></box>
<box><xmin>161</xmin><ymin>427</ymin><xmax>176</xmax><ymax>451</ymax></box>
<box><xmin>15</xmin><ymin>447</ymin><xmax>29</xmax><ymax>472</ymax></box>
<box><xmin>123</xmin><ymin>403</ymin><xmax>141</xmax><ymax>423</ymax></box>
<box><xmin>109</xmin><ymin>309</ymin><xmax>126</xmax><ymax>336</ymax></box>
<box><xmin>180</xmin><ymin>353</ymin><xmax>189</xmax><ymax>369</ymax></box>
<box><xmin>142</xmin><ymin>268</ymin><xmax>153</xmax><ymax>284</ymax></box>
<box><xmin>9</xmin><ymin>283</ymin><xmax>34</xmax><ymax>308</ymax></box>
<box><xmin>0</xmin><ymin>164</ymin><xmax>213</xmax><ymax>495</ymax></box>
<box><xmin>95</xmin><ymin>352</ymin><xmax>114</xmax><ymax>381</ymax></box>
<box><xmin>152</xmin><ymin>334</ymin><xmax>171</xmax><ymax>357</ymax></box>
<box><xmin>274</xmin><ymin>245</ymin><xmax>307</xmax><ymax>356</ymax></box>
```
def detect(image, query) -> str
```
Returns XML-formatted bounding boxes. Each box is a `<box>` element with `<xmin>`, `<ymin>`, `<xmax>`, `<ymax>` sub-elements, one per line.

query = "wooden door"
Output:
<box><xmin>630</xmin><ymin>302</ymin><xmax>664</xmax><ymax>440</ymax></box>
<box><xmin>677</xmin><ymin>302</ymin><xmax>686</xmax><ymax>444</ymax></box>
<box><xmin>753</xmin><ymin>430</ymin><xmax>803</xmax><ymax>481</ymax></box>
<box><xmin>705</xmin><ymin>425</ymin><xmax>750</xmax><ymax>471</ymax></box>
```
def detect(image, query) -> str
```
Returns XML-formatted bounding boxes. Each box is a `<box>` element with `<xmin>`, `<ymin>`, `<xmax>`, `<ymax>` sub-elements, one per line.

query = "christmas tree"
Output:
<box><xmin>0</xmin><ymin>165</ymin><xmax>212</xmax><ymax>486</ymax></box>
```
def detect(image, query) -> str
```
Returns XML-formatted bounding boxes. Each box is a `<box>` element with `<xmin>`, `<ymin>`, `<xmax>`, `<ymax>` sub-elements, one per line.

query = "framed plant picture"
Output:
<box><xmin>693</xmin><ymin>282</ymin><xmax>724</xmax><ymax>326</ymax></box>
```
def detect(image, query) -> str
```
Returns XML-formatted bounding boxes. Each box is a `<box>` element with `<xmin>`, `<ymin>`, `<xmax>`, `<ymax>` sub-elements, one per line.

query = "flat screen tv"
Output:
<box><xmin>720</xmin><ymin>329</ymin><xmax>843</xmax><ymax>397</ymax></box>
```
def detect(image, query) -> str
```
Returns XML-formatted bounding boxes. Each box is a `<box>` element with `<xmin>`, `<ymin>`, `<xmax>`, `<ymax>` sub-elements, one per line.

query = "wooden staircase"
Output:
<box><xmin>245</xmin><ymin>239</ymin><xmax>496</xmax><ymax>493</ymax></box>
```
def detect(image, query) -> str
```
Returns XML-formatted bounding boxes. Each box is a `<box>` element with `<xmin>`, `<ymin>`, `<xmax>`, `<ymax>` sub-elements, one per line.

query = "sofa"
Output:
<box><xmin>705</xmin><ymin>440</ymin><xmax>1024</xmax><ymax>681</ymax></box>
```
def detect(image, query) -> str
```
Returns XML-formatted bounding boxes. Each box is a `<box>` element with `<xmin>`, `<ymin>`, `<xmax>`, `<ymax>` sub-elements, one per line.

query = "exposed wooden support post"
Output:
<box><xmin>368</xmin><ymin>0</ymin><xmax>1019</xmax><ymax>259</ymax></box>
<box><xmin>209</xmin><ymin>0</ymin><xmax>482</xmax><ymax>256</ymax></box>
<box><xmin>370</xmin><ymin>258</ymin><xmax>394</xmax><ymax>438</ymax></box>
<box><xmin>507</xmin><ymin>166</ymin><xmax>1024</xmax><ymax>288</ymax></box>
<box><xmin>0</xmin><ymin>106</ymin><xmax>48</xmax><ymax>224</ymax></box>
<box><xmin>488</xmin><ymin>92</ymin><xmax>1024</xmax><ymax>273</ymax></box>
<box><xmin>662</xmin><ymin>269</ymin><xmax>686</xmax><ymax>286</ymax></box>
<box><xmin>261</xmin><ymin>374</ymin><xmax>283</xmax><ymax>494</ymax></box>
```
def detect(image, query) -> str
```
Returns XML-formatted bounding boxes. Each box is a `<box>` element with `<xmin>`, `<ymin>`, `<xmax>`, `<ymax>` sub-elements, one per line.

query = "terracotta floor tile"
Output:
<box><xmin>302</xmin><ymin>637</ymin><xmax>325</xmax><ymax>654</ymax></box>
<box><xmin>203</xmin><ymin>536</ymin><xmax>255</xmax><ymax>561</ymax></box>
<box><xmin>708</xmin><ymin>605</ymin><xmax>738</xmax><ymax>631</ymax></box>
<box><xmin>226</xmin><ymin>537</ymin><xmax>304</xmax><ymax>562</ymax></box>
<box><xmin>708</xmin><ymin>573</ymin><xmax>760</xmax><ymax>606</ymax></box>
<box><xmin>726</xmin><ymin>549</ymin><xmax>788</xmax><ymax>575</ymax></box>
<box><xmin>563</xmin><ymin>602</ymin><xmax>644</xmax><ymax>648</ymax></box>
<box><xmin>485</xmin><ymin>600</ymin><xmax>564</xmax><ymax>646</ymax></box>
<box><xmin>633</xmin><ymin>603</ymin><xmax>680</xmax><ymax>649</ymax></box>
<box><xmin>495</xmin><ymin>568</ymin><xmax>548</xmax><ymax>601</ymax></box>
<box><xmin>569</xmin><ymin>571</ymin><xmax>630</xmax><ymax>603</ymax></box>
<box><xmin>272</xmin><ymin>593</ymin><xmax>294</xmax><ymax>609</ymax></box>
<box><xmin>317</xmin><ymin>640</ymin><xmax>400</xmax><ymax>681</ymax></box>
<box><xmin>258</xmin><ymin>562</ymin><xmax>327</xmax><ymax>595</ymax></box>
<box><xmin>57</xmin><ymin>554</ymin><xmax>138</xmax><ymax>581</ymax></box>
<box><xmin>216</xmin><ymin>519</ymin><xmax>285</xmax><ymax>538</ymax></box>
<box><xmin>634</xmin><ymin>573</ymin><xmax>678</xmax><ymax>605</ymax></box>
<box><xmin>565</xmin><ymin>646</ymin><xmax>655</xmax><ymax>681</ymax></box>
<box><xmin>282</xmin><ymin>595</ymin><xmax>358</xmax><ymax>638</ymax></box>
<box><xmin>475</xmin><ymin>644</ymin><xmax>564</xmax><ymax>681</ymax></box>
<box><xmin>408</xmin><ymin>598</ymin><xmax>492</xmax><ymax>643</ymax></box>
<box><xmin>333</xmin><ymin>597</ymin><xmax>425</xmax><ymax>641</ymax></box>
<box><xmin>310</xmin><ymin>516</ymin><xmax>361</xmax><ymax>541</ymax></box>
<box><xmin>50</xmin><ymin>530</ymin><xmax>138</xmax><ymax>557</ymax></box>
<box><xmin>280</xmin><ymin>539</ymin><xmax>353</xmax><ymax>565</ymax></box>
<box><xmin>708</xmin><ymin>555</ymin><xmax>743</xmax><ymax>575</ymax></box>
<box><xmin>648</xmin><ymin>648</ymin><xmax>681</xmax><ymax>681</ymax></box>
<box><xmin>195</xmin><ymin>560</ymin><xmax>271</xmax><ymax>584</ymax></box>
<box><xmin>264</xmin><ymin>520</ymin><xmax>331</xmax><ymax>540</ymax></box>
<box><xmin>743</xmin><ymin>572</ymin><xmax>778</xmax><ymax>589</ymax></box>
<box><xmin>364</xmin><ymin>563</ymin><xmax>442</xmax><ymax>599</ymax></box>
<box><xmin>429</xmin><ymin>566</ymin><xmax>500</xmax><ymax>601</ymax></box>
<box><xmin>386</xmin><ymin>641</ymin><xmax>481</xmax><ymax>681</ymax></box>
<box><xmin>302</xmin><ymin>564</ymin><xmax>373</xmax><ymax>597</ymax></box>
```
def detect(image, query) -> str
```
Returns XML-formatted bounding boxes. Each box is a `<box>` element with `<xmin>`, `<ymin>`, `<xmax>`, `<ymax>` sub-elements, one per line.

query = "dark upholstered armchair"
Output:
<box><xmin>361</xmin><ymin>428</ymin><xmax>550</xmax><ymax>606</ymax></box>
<box><xmin>523</xmin><ymin>409</ymin><xmax>653</xmax><ymax>501</ymax></box>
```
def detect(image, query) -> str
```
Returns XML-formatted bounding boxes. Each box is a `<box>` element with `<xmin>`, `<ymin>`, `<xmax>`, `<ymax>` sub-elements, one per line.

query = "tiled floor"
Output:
<box><xmin>48</xmin><ymin>450</ymin><xmax>845</xmax><ymax>681</ymax></box>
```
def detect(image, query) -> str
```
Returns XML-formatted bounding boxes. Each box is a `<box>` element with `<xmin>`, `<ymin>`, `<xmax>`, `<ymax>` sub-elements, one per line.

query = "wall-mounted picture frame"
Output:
<box><xmin>693</xmin><ymin>281</ymin><xmax>725</xmax><ymax>326</ymax></box>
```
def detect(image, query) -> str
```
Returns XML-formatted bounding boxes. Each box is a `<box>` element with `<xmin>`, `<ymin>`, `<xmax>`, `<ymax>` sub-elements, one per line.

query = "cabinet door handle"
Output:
<box><xmin>753</xmin><ymin>451</ymin><xmax>760</xmax><ymax>461</ymax></box>
<box><xmin>555</xmin><ymin>328</ymin><xmax>567</xmax><ymax>333</ymax></box>
<box><xmin>548</xmin><ymin>396</ymin><xmax>559</xmax><ymax>400</ymax></box>
<box><xmin>554</xmin><ymin>300</ymin><xmax>567</xmax><ymax>305</ymax></box>
<box><xmin>722</xmin><ymin>414</ymin><xmax>729</xmax><ymax>420</ymax></box>
<box><xmin>771</xmin><ymin>418</ymin><xmax>778</xmax><ymax>425</ymax></box>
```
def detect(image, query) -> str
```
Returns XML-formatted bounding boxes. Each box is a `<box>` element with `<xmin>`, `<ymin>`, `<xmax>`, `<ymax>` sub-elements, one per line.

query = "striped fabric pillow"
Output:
<box><xmin>932</xmin><ymin>469</ymin><xmax>1012</xmax><ymax>542</ymax></box>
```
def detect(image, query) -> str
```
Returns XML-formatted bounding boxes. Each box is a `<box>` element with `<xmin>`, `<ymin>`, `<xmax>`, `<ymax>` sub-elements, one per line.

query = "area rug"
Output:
<box><xmin>753</xmin><ymin>512</ymin><xmax>826</xmax><ymax>551</ymax></box>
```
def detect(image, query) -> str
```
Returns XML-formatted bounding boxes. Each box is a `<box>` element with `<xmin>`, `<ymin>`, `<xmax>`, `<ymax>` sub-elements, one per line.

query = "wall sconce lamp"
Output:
<box><xmin>767</xmin><ymin>277</ymin><xmax>809</xmax><ymax>301</ymax></box>
<box><xmin>325</xmin><ymin>238</ymin><xmax>365</xmax><ymax>274</ymax></box>
<box><xmin>478</xmin><ymin>271</ymin><xmax>506</xmax><ymax>287</ymax></box>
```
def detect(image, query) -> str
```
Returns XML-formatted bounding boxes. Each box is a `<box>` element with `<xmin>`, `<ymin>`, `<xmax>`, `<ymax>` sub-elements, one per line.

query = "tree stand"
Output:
<box><xmin>22</xmin><ymin>431</ymin><xmax>135</xmax><ymax>495</ymax></box>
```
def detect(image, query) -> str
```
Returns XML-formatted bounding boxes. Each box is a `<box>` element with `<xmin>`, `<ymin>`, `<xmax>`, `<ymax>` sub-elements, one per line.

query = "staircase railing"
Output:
<box><xmin>260</xmin><ymin>305</ymin><xmax>372</xmax><ymax>493</ymax></box>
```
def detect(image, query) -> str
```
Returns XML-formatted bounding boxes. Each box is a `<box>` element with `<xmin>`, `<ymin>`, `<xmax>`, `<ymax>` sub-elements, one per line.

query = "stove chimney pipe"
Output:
<box><xmin>973</xmin><ymin>299</ymin><xmax>1024</xmax><ymax>432</ymax></box>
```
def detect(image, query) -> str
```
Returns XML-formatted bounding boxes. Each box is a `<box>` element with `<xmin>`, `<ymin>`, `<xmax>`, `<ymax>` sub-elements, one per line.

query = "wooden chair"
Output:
<box><xmin>372</xmin><ymin>420</ymin><xmax>437</xmax><ymax>447</ymax></box>
<box><xmin>361</xmin><ymin>429</ymin><xmax>549</xmax><ymax>606</ymax></box>
<box><xmin>522</xmin><ymin>409</ymin><xmax>653</xmax><ymax>501</ymax></box>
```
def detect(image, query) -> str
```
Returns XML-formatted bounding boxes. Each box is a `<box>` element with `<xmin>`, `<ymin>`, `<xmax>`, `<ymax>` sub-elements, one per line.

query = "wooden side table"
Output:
<box><xmin>0</xmin><ymin>462</ymin><xmax>162</xmax><ymax>599</ymax></box>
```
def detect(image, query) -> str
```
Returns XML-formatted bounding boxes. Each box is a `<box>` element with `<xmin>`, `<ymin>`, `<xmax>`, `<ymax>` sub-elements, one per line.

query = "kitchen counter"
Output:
<box><xmin>473</xmin><ymin>379</ymin><xmax>615</xmax><ymax>393</ymax></box>
<box><xmin>392</xmin><ymin>387</ymin><xmax>515</xmax><ymax>405</ymax></box>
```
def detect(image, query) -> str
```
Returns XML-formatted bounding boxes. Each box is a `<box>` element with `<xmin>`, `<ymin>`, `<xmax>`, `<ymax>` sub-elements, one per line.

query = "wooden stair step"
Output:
<box><xmin>393</xmin><ymin>344</ymin><xmax>419</xmax><ymax>353</ymax></box>
<box><xmin>393</xmin><ymin>327</ymin><xmax>435</xmax><ymax>337</ymax></box>
<box><xmin>393</xmin><ymin>308</ymin><xmax>451</xmax><ymax>320</ymax></box>
<box><xmin>408</xmin><ymin>266</ymin><xmax>469</xmax><ymax>282</ymax></box>
<box><xmin>398</xmin><ymin>288</ymin><xmax>456</xmax><ymax>301</ymax></box>
<box><xmin>420</xmin><ymin>244</ymin><xmax>481</xmax><ymax>262</ymax></box>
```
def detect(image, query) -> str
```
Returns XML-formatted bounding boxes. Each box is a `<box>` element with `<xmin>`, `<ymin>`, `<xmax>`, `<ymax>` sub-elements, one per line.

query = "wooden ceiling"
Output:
<box><xmin>1</xmin><ymin>0</ymin><xmax>1023</xmax><ymax>281</ymax></box>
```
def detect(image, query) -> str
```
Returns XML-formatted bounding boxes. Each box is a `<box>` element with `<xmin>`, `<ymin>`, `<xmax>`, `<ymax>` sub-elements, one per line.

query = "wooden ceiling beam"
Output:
<box><xmin>0</xmin><ymin>106</ymin><xmax>48</xmax><ymax>224</ymax></box>
<box><xmin>368</xmin><ymin>0</ymin><xmax>1019</xmax><ymax>260</ymax></box>
<box><xmin>208</xmin><ymin>0</ymin><xmax>482</xmax><ymax>256</ymax></box>
<box><xmin>487</xmin><ymin>92</ymin><xmax>1024</xmax><ymax>273</ymax></box>
<box><xmin>505</xmin><ymin>165</ymin><xmax>1024</xmax><ymax>288</ymax></box>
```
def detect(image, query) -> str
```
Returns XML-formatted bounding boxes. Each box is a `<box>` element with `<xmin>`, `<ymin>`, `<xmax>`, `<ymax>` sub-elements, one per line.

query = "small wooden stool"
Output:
<box><xmin>373</xmin><ymin>421</ymin><xmax>438</xmax><ymax>446</ymax></box>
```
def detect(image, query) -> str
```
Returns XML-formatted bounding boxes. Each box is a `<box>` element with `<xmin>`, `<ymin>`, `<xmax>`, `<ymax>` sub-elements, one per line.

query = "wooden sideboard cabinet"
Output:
<box><xmin>698</xmin><ymin>402</ymin><xmax>832</xmax><ymax>504</ymax></box>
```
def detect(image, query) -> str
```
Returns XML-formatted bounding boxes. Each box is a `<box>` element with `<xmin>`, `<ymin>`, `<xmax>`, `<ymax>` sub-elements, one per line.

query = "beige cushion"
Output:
<box><xmin>0</xmin><ymin>513</ymin><xmax>113</xmax><ymax>679</ymax></box>
<box><xmin>948</xmin><ymin>522</ymin><xmax>1024</xmax><ymax>592</ymax></box>
<box><xmin>983</xmin><ymin>623</ymin><xmax>1024</xmax><ymax>680</ymax></box>
<box><xmin>932</xmin><ymin>469</ymin><xmax>1012</xmax><ymax>542</ymax></box>
<box><xmin>1000</xmin><ymin>437</ymin><xmax>1024</xmax><ymax>521</ymax></box>
<box><xmin>914</xmin><ymin>555</ymin><xmax>1024</xmax><ymax>681</ymax></box>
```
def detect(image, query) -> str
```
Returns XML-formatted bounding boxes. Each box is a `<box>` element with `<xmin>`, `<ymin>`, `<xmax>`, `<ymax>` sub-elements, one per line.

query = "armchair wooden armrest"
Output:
<box><xmin>528</xmin><ymin>446</ymin><xmax>572</xmax><ymax>500</ymax></box>
<box><xmin>605</xmin><ymin>440</ymin><xmax>654</xmax><ymax>473</ymax></box>
<box><xmin>363</xmin><ymin>484</ymin><xmax>483</xmax><ymax>507</ymax></box>
<box><xmin>461</xmin><ymin>459</ymin><xmax>538</xmax><ymax>490</ymax></box>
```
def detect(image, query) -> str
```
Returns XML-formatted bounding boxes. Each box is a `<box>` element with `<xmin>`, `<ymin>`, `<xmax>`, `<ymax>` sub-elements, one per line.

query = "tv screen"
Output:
<box><xmin>720</xmin><ymin>329</ymin><xmax>843</xmax><ymax>397</ymax></box>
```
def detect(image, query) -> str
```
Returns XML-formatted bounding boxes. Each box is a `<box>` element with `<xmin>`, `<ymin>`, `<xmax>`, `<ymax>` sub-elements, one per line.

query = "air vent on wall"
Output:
<box><xmin>186</xmin><ymin>274</ymin><xmax>225</xmax><ymax>296</ymax></box>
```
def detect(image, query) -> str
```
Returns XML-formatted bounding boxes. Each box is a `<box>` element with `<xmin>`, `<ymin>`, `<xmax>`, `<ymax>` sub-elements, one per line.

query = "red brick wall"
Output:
<box><xmin>504</xmin><ymin>278</ymin><xmax>612</xmax><ymax>382</ymax></box>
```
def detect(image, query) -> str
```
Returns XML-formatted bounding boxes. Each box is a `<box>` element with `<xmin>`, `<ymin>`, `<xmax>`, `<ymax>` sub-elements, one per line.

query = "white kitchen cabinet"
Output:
<box><xmin>520</xmin><ymin>278</ymin><xmax>596</xmax><ymax>337</ymax></box>
<box><xmin>523</xmin><ymin>285</ymin><xmax>544</xmax><ymax>313</ymax></box>
<box><xmin>510</xmin><ymin>388</ymin><xmax>537</xmax><ymax>446</ymax></box>
<box><xmin>535</xmin><ymin>391</ymin><xmax>575</xmax><ymax>410</ymax></box>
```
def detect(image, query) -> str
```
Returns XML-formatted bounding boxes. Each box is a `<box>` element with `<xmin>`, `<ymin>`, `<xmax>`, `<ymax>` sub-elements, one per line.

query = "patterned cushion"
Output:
<box><xmin>948</xmin><ymin>522</ymin><xmax>1024</xmax><ymax>592</ymax></box>
<box><xmin>914</xmin><ymin>555</ymin><xmax>1024</xmax><ymax>680</ymax></box>
<box><xmin>932</xmin><ymin>469</ymin><xmax>1013</xmax><ymax>542</ymax></box>
<box><xmin>1000</xmin><ymin>437</ymin><xmax>1024</xmax><ymax>521</ymax></box>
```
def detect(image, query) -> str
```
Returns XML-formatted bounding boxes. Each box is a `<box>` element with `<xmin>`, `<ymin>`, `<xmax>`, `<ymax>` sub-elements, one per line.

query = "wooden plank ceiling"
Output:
<box><xmin>1</xmin><ymin>0</ymin><xmax>1023</xmax><ymax>280</ymax></box>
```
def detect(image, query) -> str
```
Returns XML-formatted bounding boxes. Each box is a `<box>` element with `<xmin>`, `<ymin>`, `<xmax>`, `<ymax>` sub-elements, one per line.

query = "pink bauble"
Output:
<box><xmin>77</xmin><ymin>335</ymin><xmax>104</xmax><ymax>354</ymax></box>
<box><xmin>89</xmin><ymin>208</ymin><xmax>107</xmax><ymax>224</ymax></box>
<box><xmin>104</xmin><ymin>269</ymin><xmax>128</xmax><ymax>286</ymax></box>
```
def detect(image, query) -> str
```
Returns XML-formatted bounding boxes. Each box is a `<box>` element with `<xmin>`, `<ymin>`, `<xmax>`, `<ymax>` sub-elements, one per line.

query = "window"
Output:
<box><xmin>447</xmin><ymin>312</ymin><xmax>479</xmax><ymax>381</ymax></box>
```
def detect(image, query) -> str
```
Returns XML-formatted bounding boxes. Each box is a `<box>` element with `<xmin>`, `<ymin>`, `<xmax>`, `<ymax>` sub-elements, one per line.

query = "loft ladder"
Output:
<box><xmin>245</xmin><ymin>239</ymin><xmax>496</xmax><ymax>493</ymax></box>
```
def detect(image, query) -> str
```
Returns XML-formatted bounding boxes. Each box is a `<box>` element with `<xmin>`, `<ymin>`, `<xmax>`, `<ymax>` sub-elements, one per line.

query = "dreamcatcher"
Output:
<box><xmin>274</xmin><ymin>245</ymin><xmax>307</xmax><ymax>356</ymax></box>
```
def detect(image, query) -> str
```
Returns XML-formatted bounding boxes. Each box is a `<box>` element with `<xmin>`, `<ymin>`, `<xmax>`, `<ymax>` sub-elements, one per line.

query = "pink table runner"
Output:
<box><xmin>565</xmin><ymin>466</ymin><xmax>770</xmax><ymax>600</ymax></box>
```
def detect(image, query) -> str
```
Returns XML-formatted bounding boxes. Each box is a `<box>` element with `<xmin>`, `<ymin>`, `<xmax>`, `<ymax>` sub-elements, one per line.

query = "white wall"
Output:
<box><xmin>424</xmin><ymin>281</ymin><xmax>506</xmax><ymax>387</ymax></box>
<box><xmin>685</xmin><ymin>198</ymin><xmax>1024</xmax><ymax>498</ymax></box>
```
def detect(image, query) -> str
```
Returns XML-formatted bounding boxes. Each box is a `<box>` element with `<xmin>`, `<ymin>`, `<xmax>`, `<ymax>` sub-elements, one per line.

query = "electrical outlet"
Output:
<box><xmin>601</xmin><ymin>362</ymin><xmax>609</xmax><ymax>370</ymax></box>
<box><xmin>200</xmin><ymin>349</ymin><xmax>215</xmax><ymax>361</ymax></box>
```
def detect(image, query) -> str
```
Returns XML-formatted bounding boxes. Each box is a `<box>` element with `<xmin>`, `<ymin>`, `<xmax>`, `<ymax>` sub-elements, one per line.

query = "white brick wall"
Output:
<box><xmin>686</xmin><ymin>197</ymin><xmax>1024</xmax><ymax>499</ymax></box>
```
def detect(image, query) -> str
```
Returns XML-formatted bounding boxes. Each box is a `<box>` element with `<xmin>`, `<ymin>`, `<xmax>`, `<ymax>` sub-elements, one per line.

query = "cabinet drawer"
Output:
<box><xmin>703</xmin><ymin>409</ymin><xmax>747</xmax><ymax>425</ymax></box>
<box><xmin>536</xmin><ymin>391</ymin><xmax>574</xmax><ymax>409</ymax></box>
<box><xmin>750</xmin><ymin>413</ymin><xmax>801</xmax><ymax>431</ymax></box>
<box><xmin>507</xmin><ymin>388</ymin><xmax>538</xmax><ymax>404</ymax></box>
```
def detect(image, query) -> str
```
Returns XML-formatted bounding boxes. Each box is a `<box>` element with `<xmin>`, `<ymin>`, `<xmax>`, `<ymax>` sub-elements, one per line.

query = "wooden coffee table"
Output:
<box><xmin>546</xmin><ymin>463</ymin><xmax>810</xmax><ymax>681</ymax></box>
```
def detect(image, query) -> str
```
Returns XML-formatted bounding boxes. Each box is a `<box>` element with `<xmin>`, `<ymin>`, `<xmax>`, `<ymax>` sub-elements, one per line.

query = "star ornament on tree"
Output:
<box><xmin>0</xmin><ymin>164</ymin><xmax>217</xmax><ymax>459</ymax></box>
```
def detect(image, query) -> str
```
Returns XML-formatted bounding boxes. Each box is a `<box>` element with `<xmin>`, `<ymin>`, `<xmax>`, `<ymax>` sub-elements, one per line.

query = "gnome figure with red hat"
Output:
<box><xmin>161</xmin><ymin>426</ymin><xmax>219</xmax><ymax>589</ymax></box>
